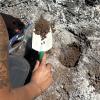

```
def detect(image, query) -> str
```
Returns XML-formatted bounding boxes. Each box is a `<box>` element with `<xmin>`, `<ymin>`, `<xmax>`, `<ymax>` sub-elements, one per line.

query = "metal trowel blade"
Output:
<box><xmin>32</xmin><ymin>28</ymin><xmax>52</xmax><ymax>52</ymax></box>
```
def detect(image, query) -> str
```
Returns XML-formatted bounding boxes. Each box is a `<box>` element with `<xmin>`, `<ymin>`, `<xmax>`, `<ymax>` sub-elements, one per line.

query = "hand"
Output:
<box><xmin>31</xmin><ymin>53</ymin><xmax>53</xmax><ymax>95</ymax></box>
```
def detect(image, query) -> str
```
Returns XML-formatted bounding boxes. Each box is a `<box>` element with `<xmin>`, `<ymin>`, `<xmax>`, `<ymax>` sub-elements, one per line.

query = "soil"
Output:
<box><xmin>51</xmin><ymin>22</ymin><xmax>56</xmax><ymax>33</ymax></box>
<box><xmin>35</xmin><ymin>16</ymin><xmax>50</xmax><ymax>40</ymax></box>
<box><xmin>85</xmin><ymin>0</ymin><xmax>97</xmax><ymax>6</ymax></box>
<box><xmin>87</xmin><ymin>66</ymin><xmax>100</xmax><ymax>93</ymax></box>
<box><xmin>59</xmin><ymin>43</ymin><xmax>81</xmax><ymax>67</ymax></box>
<box><xmin>1</xmin><ymin>0</ymin><xmax>100</xmax><ymax>99</ymax></box>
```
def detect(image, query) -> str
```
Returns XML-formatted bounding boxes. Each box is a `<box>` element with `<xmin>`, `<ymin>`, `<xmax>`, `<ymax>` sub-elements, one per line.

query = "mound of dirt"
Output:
<box><xmin>35</xmin><ymin>16</ymin><xmax>50</xmax><ymax>40</ymax></box>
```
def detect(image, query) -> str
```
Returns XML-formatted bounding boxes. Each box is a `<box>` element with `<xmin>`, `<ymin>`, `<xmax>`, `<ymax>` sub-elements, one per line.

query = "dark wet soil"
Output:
<box><xmin>35</xmin><ymin>16</ymin><xmax>50</xmax><ymax>40</ymax></box>
<box><xmin>59</xmin><ymin>43</ymin><xmax>81</xmax><ymax>67</ymax></box>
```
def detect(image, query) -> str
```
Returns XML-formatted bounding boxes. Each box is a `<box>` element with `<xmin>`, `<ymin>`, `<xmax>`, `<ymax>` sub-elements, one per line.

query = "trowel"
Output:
<box><xmin>32</xmin><ymin>28</ymin><xmax>52</xmax><ymax>61</ymax></box>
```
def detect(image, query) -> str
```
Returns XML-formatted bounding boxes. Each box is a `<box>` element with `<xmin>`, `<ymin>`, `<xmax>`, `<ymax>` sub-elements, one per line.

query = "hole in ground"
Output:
<box><xmin>59</xmin><ymin>42</ymin><xmax>81</xmax><ymax>67</ymax></box>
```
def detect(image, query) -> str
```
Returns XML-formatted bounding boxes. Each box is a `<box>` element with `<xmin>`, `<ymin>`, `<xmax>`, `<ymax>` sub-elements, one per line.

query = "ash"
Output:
<box><xmin>0</xmin><ymin>0</ymin><xmax>100</xmax><ymax>100</ymax></box>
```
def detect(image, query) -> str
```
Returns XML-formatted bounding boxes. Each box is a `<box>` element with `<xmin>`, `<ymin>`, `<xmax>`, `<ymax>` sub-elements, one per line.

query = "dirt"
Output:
<box><xmin>1</xmin><ymin>0</ymin><xmax>100</xmax><ymax>99</ymax></box>
<box><xmin>35</xmin><ymin>16</ymin><xmax>50</xmax><ymax>40</ymax></box>
<box><xmin>85</xmin><ymin>0</ymin><xmax>97</xmax><ymax>6</ymax></box>
<box><xmin>51</xmin><ymin>22</ymin><xmax>56</xmax><ymax>33</ymax></box>
<box><xmin>59</xmin><ymin>43</ymin><xmax>81</xmax><ymax>67</ymax></box>
<box><xmin>87</xmin><ymin>65</ymin><xmax>100</xmax><ymax>93</ymax></box>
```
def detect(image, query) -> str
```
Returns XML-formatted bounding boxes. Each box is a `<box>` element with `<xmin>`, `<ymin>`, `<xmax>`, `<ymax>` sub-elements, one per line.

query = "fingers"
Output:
<box><xmin>41</xmin><ymin>75</ymin><xmax>53</xmax><ymax>91</ymax></box>
<box><xmin>45</xmin><ymin>63</ymin><xmax>52</xmax><ymax>78</ymax></box>
<box><xmin>46</xmin><ymin>63</ymin><xmax>52</xmax><ymax>70</ymax></box>
<box><xmin>34</xmin><ymin>54</ymin><xmax>52</xmax><ymax>71</ymax></box>
<box><xmin>41</xmin><ymin>53</ymin><xmax>47</xmax><ymax>66</ymax></box>
<box><xmin>34</xmin><ymin>61</ymin><xmax>40</xmax><ymax>71</ymax></box>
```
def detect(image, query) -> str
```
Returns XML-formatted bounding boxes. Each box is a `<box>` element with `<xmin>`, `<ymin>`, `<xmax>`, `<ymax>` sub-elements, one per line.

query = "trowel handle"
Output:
<box><xmin>38</xmin><ymin>51</ymin><xmax>44</xmax><ymax>61</ymax></box>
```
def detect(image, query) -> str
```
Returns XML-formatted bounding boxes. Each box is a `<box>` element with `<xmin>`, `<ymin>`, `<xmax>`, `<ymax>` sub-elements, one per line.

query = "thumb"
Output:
<box><xmin>33</xmin><ymin>61</ymin><xmax>40</xmax><ymax>71</ymax></box>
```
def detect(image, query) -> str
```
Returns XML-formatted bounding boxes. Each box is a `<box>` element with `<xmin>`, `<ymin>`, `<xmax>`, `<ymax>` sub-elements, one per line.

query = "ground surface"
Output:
<box><xmin>0</xmin><ymin>0</ymin><xmax>100</xmax><ymax>100</ymax></box>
